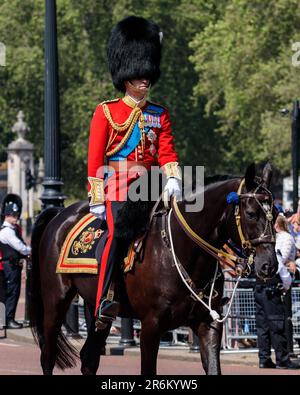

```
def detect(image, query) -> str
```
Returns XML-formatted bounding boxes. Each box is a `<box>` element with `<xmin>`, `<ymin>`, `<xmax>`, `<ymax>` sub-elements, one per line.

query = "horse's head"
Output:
<box><xmin>227</xmin><ymin>163</ymin><xmax>278</xmax><ymax>280</ymax></box>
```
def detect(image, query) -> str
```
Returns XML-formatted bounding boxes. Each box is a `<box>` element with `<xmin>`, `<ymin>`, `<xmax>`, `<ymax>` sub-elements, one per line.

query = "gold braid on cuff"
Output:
<box><xmin>162</xmin><ymin>162</ymin><xmax>181</xmax><ymax>179</ymax></box>
<box><xmin>88</xmin><ymin>177</ymin><xmax>105</xmax><ymax>205</ymax></box>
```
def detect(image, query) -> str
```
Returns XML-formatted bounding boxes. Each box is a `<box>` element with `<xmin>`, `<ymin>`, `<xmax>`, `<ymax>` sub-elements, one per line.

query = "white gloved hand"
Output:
<box><xmin>164</xmin><ymin>177</ymin><xmax>181</xmax><ymax>200</ymax></box>
<box><xmin>90</xmin><ymin>204</ymin><xmax>106</xmax><ymax>221</ymax></box>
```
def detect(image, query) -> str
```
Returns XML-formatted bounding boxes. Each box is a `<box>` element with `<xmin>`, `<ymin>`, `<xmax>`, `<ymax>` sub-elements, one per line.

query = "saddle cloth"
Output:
<box><xmin>56</xmin><ymin>213</ymin><xmax>141</xmax><ymax>274</ymax></box>
<box><xmin>56</xmin><ymin>213</ymin><xmax>104</xmax><ymax>274</ymax></box>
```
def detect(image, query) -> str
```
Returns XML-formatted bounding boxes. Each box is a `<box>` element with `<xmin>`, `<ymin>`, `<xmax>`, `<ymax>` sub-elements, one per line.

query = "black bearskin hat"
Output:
<box><xmin>107</xmin><ymin>16</ymin><xmax>162</xmax><ymax>92</ymax></box>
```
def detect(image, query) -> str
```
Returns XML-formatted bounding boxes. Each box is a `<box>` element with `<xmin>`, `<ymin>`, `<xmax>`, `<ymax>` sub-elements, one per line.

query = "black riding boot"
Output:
<box><xmin>95</xmin><ymin>200</ymin><xmax>134</xmax><ymax>330</ymax></box>
<box><xmin>95</xmin><ymin>237</ymin><xmax>130</xmax><ymax>331</ymax></box>
<box><xmin>95</xmin><ymin>242</ymin><xmax>121</xmax><ymax>330</ymax></box>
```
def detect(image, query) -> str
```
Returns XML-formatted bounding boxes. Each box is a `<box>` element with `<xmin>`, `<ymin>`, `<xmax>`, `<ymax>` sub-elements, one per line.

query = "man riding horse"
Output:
<box><xmin>87</xmin><ymin>16</ymin><xmax>181</xmax><ymax>328</ymax></box>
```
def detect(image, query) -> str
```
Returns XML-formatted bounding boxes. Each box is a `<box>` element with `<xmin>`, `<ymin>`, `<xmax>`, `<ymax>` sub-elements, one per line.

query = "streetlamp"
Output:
<box><xmin>40</xmin><ymin>0</ymin><xmax>66</xmax><ymax>209</ymax></box>
<box><xmin>280</xmin><ymin>100</ymin><xmax>300</xmax><ymax>212</ymax></box>
<box><xmin>292</xmin><ymin>100</ymin><xmax>300</xmax><ymax>212</ymax></box>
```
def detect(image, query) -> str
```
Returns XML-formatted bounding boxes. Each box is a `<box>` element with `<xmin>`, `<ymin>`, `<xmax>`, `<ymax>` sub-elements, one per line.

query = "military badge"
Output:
<box><xmin>144</xmin><ymin>114</ymin><xmax>161</xmax><ymax>128</ymax></box>
<box><xmin>147</xmin><ymin>129</ymin><xmax>157</xmax><ymax>156</ymax></box>
<box><xmin>72</xmin><ymin>226</ymin><xmax>104</xmax><ymax>255</ymax></box>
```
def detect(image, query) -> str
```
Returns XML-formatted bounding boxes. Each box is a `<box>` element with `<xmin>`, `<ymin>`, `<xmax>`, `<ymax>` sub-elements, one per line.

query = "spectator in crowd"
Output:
<box><xmin>0</xmin><ymin>202</ymin><xmax>31</xmax><ymax>329</ymax></box>
<box><xmin>286</xmin><ymin>198</ymin><xmax>300</xmax><ymax>266</ymax></box>
<box><xmin>274</xmin><ymin>215</ymin><xmax>297</xmax><ymax>357</ymax></box>
<box><xmin>0</xmin><ymin>248</ymin><xmax>5</xmax><ymax>308</ymax></box>
<box><xmin>254</xmin><ymin>214</ymin><xmax>299</xmax><ymax>369</ymax></box>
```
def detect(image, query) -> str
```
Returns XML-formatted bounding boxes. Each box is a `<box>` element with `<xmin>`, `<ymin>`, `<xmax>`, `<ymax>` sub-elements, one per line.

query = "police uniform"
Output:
<box><xmin>255</xmin><ymin>276</ymin><xmax>289</xmax><ymax>367</ymax></box>
<box><xmin>87</xmin><ymin>16</ymin><xmax>181</xmax><ymax>327</ymax></box>
<box><xmin>0</xmin><ymin>248</ymin><xmax>5</xmax><ymax>305</ymax></box>
<box><xmin>255</xmin><ymin>270</ymin><xmax>298</xmax><ymax>368</ymax></box>
<box><xmin>0</xmin><ymin>202</ymin><xmax>31</xmax><ymax>328</ymax></box>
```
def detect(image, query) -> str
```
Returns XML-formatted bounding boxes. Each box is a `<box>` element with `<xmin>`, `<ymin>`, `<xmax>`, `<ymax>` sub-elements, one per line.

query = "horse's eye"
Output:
<box><xmin>246</xmin><ymin>211</ymin><xmax>257</xmax><ymax>220</ymax></box>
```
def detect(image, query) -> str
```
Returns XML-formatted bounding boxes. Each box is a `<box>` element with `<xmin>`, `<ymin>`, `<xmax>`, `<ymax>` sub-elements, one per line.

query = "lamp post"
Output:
<box><xmin>119</xmin><ymin>318</ymin><xmax>136</xmax><ymax>347</ymax></box>
<box><xmin>40</xmin><ymin>0</ymin><xmax>66</xmax><ymax>209</ymax></box>
<box><xmin>292</xmin><ymin>100</ymin><xmax>300</xmax><ymax>212</ymax></box>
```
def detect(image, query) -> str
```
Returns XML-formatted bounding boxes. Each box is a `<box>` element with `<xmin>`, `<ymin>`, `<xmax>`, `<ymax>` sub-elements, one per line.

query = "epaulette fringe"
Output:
<box><xmin>100</xmin><ymin>98</ymin><xmax>120</xmax><ymax>105</ymax></box>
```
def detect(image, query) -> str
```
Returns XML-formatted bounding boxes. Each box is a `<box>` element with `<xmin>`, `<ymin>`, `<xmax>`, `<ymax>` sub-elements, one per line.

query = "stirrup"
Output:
<box><xmin>95</xmin><ymin>315</ymin><xmax>114</xmax><ymax>331</ymax></box>
<box><xmin>95</xmin><ymin>299</ymin><xmax>119</xmax><ymax>331</ymax></box>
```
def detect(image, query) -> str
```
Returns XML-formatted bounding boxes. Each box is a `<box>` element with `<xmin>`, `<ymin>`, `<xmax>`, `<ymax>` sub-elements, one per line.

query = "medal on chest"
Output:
<box><xmin>147</xmin><ymin>129</ymin><xmax>157</xmax><ymax>156</ymax></box>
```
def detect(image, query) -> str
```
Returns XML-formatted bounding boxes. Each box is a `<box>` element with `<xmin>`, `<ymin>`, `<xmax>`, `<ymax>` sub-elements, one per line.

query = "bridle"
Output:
<box><xmin>171</xmin><ymin>177</ymin><xmax>275</xmax><ymax>276</ymax></box>
<box><xmin>166</xmin><ymin>177</ymin><xmax>276</xmax><ymax>322</ymax></box>
<box><xmin>233</xmin><ymin>178</ymin><xmax>276</xmax><ymax>274</ymax></box>
<box><xmin>235</xmin><ymin>179</ymin><xmax>275</xmax><ymax>249</ymax></box>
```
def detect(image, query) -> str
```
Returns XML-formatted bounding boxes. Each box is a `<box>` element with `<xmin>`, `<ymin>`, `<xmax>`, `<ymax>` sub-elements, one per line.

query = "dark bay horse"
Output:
<box><xmin>29</xmin><ymin>163</ymin><xmax>278</xmax><ymax>375</ymax></box>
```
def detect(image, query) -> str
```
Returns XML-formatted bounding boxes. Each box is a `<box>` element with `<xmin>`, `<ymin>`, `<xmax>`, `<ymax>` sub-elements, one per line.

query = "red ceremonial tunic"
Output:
<box><xmin>87</xmin><ymin>97</ymin><xmax>178</xmax><ymax>201</ymax></box>
<box><xmin>88</xmin><ymin>97</ymin><xmax>179</xmax><ymax>314</ymax></box>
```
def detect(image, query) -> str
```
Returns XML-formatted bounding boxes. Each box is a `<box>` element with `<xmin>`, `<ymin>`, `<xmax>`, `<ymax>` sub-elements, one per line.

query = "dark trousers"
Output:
<box><xmin>3</xmin><ymin>261</ymin><xmax>22</xmax><ymax>321</ymax></box>
<box><xmin>254</xmin><ymin>284</ymin><xmax>289</xmax><ymax>365</ymax></box>
<box><xmin>283</xmin><ymin>289</ymin><xmax>293</xmax><ymax>354</ymax></box>
<box><xmin>0</xmin><ymin>271</ymin><xmax>6</xmax><ymax>304</ymax></box>
<box><xmin>96</xmin><ymin>201</ymin><xmax>129</xmax><ymax>313</ymax></box>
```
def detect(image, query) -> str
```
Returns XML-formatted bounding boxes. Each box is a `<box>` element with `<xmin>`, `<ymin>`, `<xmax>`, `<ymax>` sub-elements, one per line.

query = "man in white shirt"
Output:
<box><xmin>0</xmin><ymin>202</ymin><xmax>31</xmax><ymax>329</ymax></box>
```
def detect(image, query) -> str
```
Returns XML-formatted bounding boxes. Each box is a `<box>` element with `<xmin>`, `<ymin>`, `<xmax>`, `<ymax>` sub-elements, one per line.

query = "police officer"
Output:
<box><xmin>0</xmin><ymin>202</ymin><xmax>31</xmax><ymax>329</ymax></box>
<box><xmin>255</xmin><ymin>216</ymin><xmax>299</xmax><ymax>369</ymax></box>
<box><xmin>0</xmin><ymin>246</ymin><xmax>5</xmax><ymax>307</ymax></box>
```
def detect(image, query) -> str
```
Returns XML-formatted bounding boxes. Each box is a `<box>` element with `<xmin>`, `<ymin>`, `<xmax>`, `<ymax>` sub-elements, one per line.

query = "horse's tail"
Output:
<box><xmin>29</xmin><ymin>207</ymin><xmax>78</xmax><ymax>370</ymax></box>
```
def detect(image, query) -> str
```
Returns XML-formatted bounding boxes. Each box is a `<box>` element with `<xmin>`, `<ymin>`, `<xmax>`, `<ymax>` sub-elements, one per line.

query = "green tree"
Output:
<box><xmin>190</xmin><ymin>0</ymin><xmax>300</xmax><ymax>175</ymax></box>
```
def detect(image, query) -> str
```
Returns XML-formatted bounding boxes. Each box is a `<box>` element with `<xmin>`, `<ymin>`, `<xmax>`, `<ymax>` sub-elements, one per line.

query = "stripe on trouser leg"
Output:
<box><xmin>94</xmin><ymin>200</ymin><xmax>114</xmax><ymax>316</ymax></box>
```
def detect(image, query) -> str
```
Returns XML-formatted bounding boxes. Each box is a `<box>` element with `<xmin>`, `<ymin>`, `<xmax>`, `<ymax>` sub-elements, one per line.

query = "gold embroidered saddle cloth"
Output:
<box><xmin>56</xmin><ymin>213</ymin><xmax>105</xmax><ymax>274</ymax></box>
<box><xmin>56</xmin><ymin>213</ymin><xmax>142</xmax><ymax>274</ymax></box>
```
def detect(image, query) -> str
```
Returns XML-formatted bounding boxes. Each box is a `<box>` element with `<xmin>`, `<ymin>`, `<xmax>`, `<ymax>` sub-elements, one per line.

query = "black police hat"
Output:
<box><xmin>4</xmin><ymin>202</ymin><xmax>20</xmax><ymax>217</ymax></box>
<box><xmin>1</xmin><ymin>194</ymin><xmax>22</xmax><ymax>224</ymax></box>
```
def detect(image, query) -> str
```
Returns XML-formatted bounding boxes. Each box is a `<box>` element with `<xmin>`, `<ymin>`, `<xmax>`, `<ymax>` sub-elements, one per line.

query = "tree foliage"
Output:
<box><xmin>190</xmin><ymin>0</ymin><xmax>300</xmax><ymax>174</ymax></box>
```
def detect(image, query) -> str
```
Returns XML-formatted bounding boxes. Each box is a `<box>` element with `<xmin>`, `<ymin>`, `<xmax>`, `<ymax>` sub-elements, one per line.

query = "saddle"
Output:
<box><xmin>124</xmin><ymin>196</ymin><xmax>168</xmax><ymax>272</ymax></box>
<box><xmin>56</xmin><ymin>197</ymin><xmax>167</xmax><ymax>274</ymax></box>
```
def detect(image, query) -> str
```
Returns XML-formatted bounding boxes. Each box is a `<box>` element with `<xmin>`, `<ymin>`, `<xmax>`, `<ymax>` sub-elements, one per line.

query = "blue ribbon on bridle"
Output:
<box><xmin>226</xmin><ymin>192</ymin><xmax>240</xmax><ymax>205</ymax></box>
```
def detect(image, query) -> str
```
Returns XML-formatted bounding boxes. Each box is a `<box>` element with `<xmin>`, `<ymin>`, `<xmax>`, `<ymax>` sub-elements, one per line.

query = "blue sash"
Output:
<box><xmin>109</xmin><ymin>104</ymin><xmax>164</xmax><ymax>161</ymax></box>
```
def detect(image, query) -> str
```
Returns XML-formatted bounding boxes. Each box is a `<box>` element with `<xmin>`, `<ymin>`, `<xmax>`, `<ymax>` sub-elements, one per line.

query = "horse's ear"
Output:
<box><xmin>262</xmin><ymin>162</ymin><xmax>272</xmax><ymax>188</ymax></box>
<box><xmin>245</xmin><ymin>163</ymin><xmax>256</xmax><ymax>191</ymax></box>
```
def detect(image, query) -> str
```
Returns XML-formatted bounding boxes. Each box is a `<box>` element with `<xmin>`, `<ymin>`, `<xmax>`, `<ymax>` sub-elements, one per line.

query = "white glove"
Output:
<box><xmin>164</xmin><ymin>177</ymin><xmax>181</xmax><ymax>200</ymax></box>
<box><xmin>90</xmin><ymin>204</ymin><xmax>106</xmax><ymax>221</ymax></box>
<box><xmin>276</xmin><ymin>254</ymin><xmax>292</xmax><ymax>291</ymax></box>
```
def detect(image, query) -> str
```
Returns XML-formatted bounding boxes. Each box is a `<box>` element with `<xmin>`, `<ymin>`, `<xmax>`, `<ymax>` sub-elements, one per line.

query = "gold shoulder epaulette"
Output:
<box><xmin>100</xmin><ymin>98</ymin><xmax>120</xmax><ymax>106</ymax></box>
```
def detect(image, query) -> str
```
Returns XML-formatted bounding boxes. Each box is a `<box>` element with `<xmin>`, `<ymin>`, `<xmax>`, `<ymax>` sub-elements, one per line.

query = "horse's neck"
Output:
<box><xmin>181</xmin><ymin>178</ymin><xmax>239</xmax><ymax>245</ymax></box>
<box><xmin>171</xmin><ymin>178</ymin><xmax>240</xmax><ymax>284</ymax></box>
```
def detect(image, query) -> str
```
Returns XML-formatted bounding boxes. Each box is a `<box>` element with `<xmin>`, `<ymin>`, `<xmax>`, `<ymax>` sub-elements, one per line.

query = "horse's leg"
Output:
<box><xmin>140</xmin><ymin>317</ymin><xmax>161</xmax><ymax>375</ymax></box>
<box><xmin>194</xmin><ymin>320</ymin><xmax>223</xmax><ymax>375</ymax></box>
<box><xmin>41</xmin><ymin>288</ymin><xmax>77</xmax><ymax>375</ymax></box>
<box><xmin>80</xmin><ymin>304</ymin><xmax>112</xmax><ymax>375</ymax></box>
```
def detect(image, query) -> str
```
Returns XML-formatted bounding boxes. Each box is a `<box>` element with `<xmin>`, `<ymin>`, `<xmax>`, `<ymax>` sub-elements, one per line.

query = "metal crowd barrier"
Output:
<box><xmin>77</xmin><ymin>296</ymin><xmax>190</xmax><ymax>346</ymax></box>
<box><xmin>73</xmin><ymin>280</ymin><xmax>300</xmax><ymax>351</ymax></box>
<box><xmin>223</xmin><ymin>279</ymin><xmax>300</xmax><ymax>349</ymax></box>
<box><xmin>0</xmin><ymin>302</ymin><xmax>5</xmax><ymax>338</ymax></box>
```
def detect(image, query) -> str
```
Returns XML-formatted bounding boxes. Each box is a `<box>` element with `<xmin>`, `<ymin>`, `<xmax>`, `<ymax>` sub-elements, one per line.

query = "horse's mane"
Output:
<box><xmin>186</xmin><ymin>174</ymin><xmax>264</xmax><ymax>203</ymax></box>
<box><xmin>197</xmin><ymin>174</ymin><xmax>262</xmax><ymax>190</ymax></box>
<box><xmin>204</xmin><ymin>174</ymin><xmax>239</xmax><ymax>187</ymax></box>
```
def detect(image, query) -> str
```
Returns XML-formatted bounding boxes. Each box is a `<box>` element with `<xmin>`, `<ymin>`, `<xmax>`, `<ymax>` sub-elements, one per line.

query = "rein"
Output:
<box><xmin>166</xmin><ymin>177</ymin><xmax>276</xmax><ymax>322</ymax></box>
<box><xmin>171</xmin><ymin>197</ymin><xmax>248</xmax><ymax>272</ymax></box>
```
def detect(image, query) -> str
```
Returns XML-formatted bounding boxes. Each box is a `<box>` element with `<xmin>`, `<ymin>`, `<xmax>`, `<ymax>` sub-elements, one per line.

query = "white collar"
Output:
<box><xmin>2</xmin><ymin>221</ymin><xmax>14</xmax><ymax>229</ymax></box>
